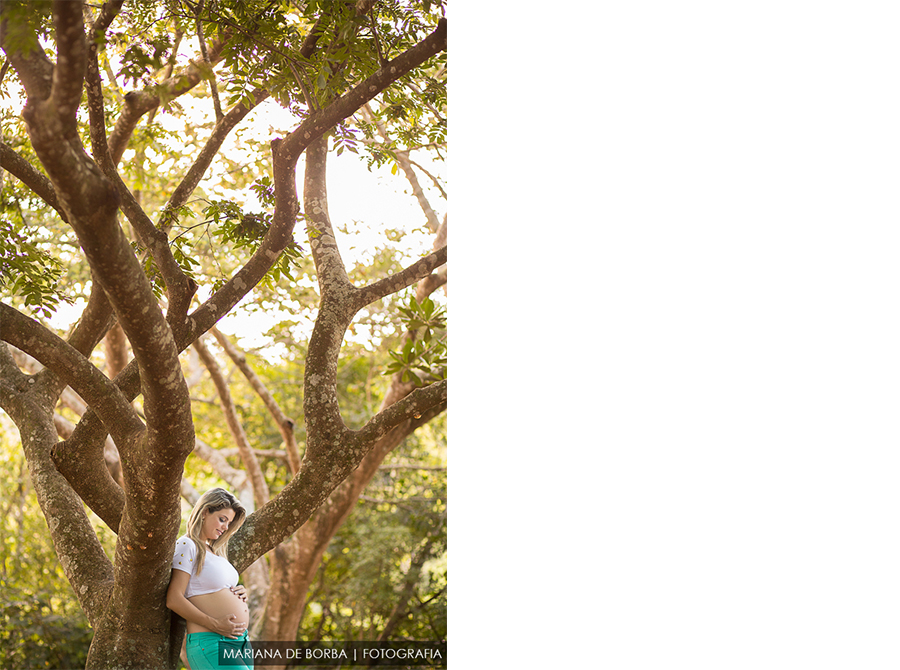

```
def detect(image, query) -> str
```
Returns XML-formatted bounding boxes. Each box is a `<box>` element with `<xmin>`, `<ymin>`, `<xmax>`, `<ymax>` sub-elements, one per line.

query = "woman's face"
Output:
<box><xmin>200</xmin><ymin>506</ymin><xmax>236</xmax><ymax>543</ymax></box>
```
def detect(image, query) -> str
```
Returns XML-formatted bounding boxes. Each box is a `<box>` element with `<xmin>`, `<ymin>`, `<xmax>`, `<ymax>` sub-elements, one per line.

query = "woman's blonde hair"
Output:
<box><xmin>185</xmin><ymin>488</ymin><xmax>246</xmax><ymax>574</ymax></box>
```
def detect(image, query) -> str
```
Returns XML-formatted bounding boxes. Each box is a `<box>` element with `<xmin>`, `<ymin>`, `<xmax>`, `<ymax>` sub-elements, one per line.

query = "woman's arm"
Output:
<box><xmin>166</xmin><ymin>569</ymin><xmax>247</xmax><ymax>639</ymax></box>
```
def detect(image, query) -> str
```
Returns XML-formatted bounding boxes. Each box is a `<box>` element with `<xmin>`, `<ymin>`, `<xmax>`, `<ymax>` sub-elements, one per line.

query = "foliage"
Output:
<box><xmin>301</xmin><ymin>419</ymin><xmax>447</xmax><ymax>642</ymax></box>
<box><xmin>0</xmin><ymin>215</ymin><xmax>69</xmax><ymax>319</ymax></box>
<box><xmin>0</xmin><ymin>121</ymin><xmax>76</xmax><ymax>318</ymax></box>
<box><xmin>385</xmin><ymin>294</ymin><xmax>447</xmax><ymax>386</ymax></box>
<box><xmin>0</xmin><ymin>592</ymin><xmax>93</xmax><ymax>670</ymax></box>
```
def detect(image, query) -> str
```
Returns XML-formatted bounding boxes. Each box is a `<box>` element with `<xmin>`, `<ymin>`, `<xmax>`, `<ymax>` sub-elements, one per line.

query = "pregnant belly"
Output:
<box><xmin>187</xmin><ymin>588</ymin><xmax>250</xmax><ymax>634</ymax></box>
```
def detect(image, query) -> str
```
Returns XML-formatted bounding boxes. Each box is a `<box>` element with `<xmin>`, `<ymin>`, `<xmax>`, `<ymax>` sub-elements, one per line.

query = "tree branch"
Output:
<box><xmin>51</xmin><ymin>401</ymin><xmax>123</xmax><ymax>488</ymax></box>
<box><xmin>162</xmin><ymin>88</ymin><xmax>269</xmax><ymax>229</ymax></box>
<box><xmin>377</xmin><ymin>532</ymin><xmax>439</xmax><ymax>642</ymax></box>
<box><xmin>54</xmin><ymin>407</ymin><xmax>125</xmax><ymax>527</ymax></box>
<box><xmin>0</xmin><ymin>347</ymin><xmax>115</xmax><ymax>628</ymax></box>
<box><xmin>105</xmin><ymin>164</ymin><xmax>199</xmax><ymax>326</ymax></box>
<box><xmin>0</xmin><ymin>141</ymin><xmax>67</xmax><ymax>222</ymax></box>
<box><xmin>194</xmin><ymin>7</ymin><xmax>223</xmax><ymax>121</ymax></box>
<box><xmin>185</xmin><ymin>134</ymin><xmax>300</xmax><ymax>339</ymax></box>
<box><xmin>50</xmin><ymin>0</ymin><xmax>87</xmax><ymax>138</ymax></box>
<box><xmin>65</xmin><ymin>271</ymin><xmax>117</xmax><ymax>357</ymax></box>
<box><xmin>0</xmin><ymin>303</ymin><xmax>144</xmax><ymax>446</ymax></box>
<box><xmin>194</xmin><ymin>335</ymin><xmax>270</xmax><ymax>506</ymax></box>
<box><xmin>0</xmin><ymin>340</ymin><xmax>26</xmax><ymax>389</ymax></box>
<box><xmin>7</xmin><ymin>338</ymin><xmax>125</xmax><ymax>532</ymax></box>
<box><xmin>304</xmin><ymin>134</ymin><xmax>352</xmax><ymax>292</ymax></box>
<box><xmin>191</xmin><ymin>435</ymin><xmax>249</xmax><ymax>493</ymax></box>
<box><xmin>354</xmin><ymin>245</ymin><xmax>447</xmax><ymax>310</ymax></box>
<box><xmin>52</xmin><ymin>432</ymin><xmax>126</xmax><ymax>534</ymax></box>
<box><xmin>362</xmin><ymin>103</ymin><xmax>442</xmax><ymax>232</ymax></box>
<box><xmin>107</xmin><ymin>34</ymin><xmax>230</xmax><ymax>165</ymax></box>
<box><xmin>229</xmin><ymin>380</ymin><xmax>447</xmax><ymax>575</ymax></box>
<box><xmin>91</xmin><ymin>0</ymin><xmax>125</xmax><ymax>34</ymax></box>
<box><xmin>279</xmin><ymin>18</ymin><xmax>447</xmax><ymax>164</ymax></box>
<box><xmin>0</xmin><ymin>4</ymin><xmax>53</xmax><ymax>101</ymax></box>
<box><xmin>83</xmin><ymin>6</ymin><xmax>117</xmax><ymax>175</ymax></box>
<box><xmin>212</xmin><ymin>327</ymin><xmax>302</xmax><ymax>475</ymax></box>
<box><xmin>350</xmin><ymin>379</ymin><xmax>447</xmax><ymax>449</ymax></box>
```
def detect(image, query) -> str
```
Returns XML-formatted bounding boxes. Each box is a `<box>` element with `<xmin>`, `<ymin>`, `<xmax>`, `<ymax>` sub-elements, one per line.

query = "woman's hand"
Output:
<box><xmin>168</xmin><ymin>570</ymin><xmax>248</xmax><ymax>639</ymax></box>
<box><xmin>230</xmin><ymin>585</ymin><xmax>248</xmax><ymax>602</ymax></box>
<box><xmin>209</xmin><ymin>613</ymin><xmax>246</xmax><ymax>639</ymax></box>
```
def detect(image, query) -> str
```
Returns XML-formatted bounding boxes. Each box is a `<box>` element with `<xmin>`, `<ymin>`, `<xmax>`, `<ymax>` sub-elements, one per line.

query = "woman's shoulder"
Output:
<box><xmin>172</xmin><ymin>536</ymin><xmax>198</xmax><ymax>573</ymax></box>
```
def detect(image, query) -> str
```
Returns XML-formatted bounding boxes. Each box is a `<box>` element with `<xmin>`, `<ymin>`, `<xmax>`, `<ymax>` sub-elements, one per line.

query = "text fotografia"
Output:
<box><xmin>218</xmin><ymin>641</ymin><xmax>447</xmax><ymax>667</ymax></box>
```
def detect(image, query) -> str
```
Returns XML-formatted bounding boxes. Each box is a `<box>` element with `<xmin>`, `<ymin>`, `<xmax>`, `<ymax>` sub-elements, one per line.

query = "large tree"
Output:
<box><xmin>0</xmin><ymin>1</ymin><xmax>447</xmax><ymax>667</ymax></box>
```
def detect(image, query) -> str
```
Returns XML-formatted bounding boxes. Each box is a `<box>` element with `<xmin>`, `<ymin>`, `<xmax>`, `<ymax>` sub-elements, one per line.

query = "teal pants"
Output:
<box><xmin>186</xmin><ymin>631</ymin><xmax>252</xmax><ymax>669</ymax></box>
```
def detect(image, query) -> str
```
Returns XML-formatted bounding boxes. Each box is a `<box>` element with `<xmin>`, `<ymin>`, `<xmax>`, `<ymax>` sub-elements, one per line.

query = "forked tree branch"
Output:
<box><xmin>163</xmin><ymin>88</ymin><xmax>269</xmax><ymax>228</ymax></box>
<box><xmin>0</xmin><ymin>303</ymin><xmax>144</xmax><ymax>446</ymax></box>
<box><xmin>279</xmin><ymin>18</ymin><xmax>447</xmax><ymax>165</ymax></box>
<box><xmin>230</xmin><ymin>124</ymin><xmax>447</xmax><ymax>574</ymax></box>
<box><xmin>362</xmin><ymin>102</ymin><xmax>442</xmax><ymax>232</ymax></box>
<box><xmin>212</xmin><ymin>327</ymin><xmax>302</xmax><ymax>475</ymax></box>
<box><xmin>107</xmin><ymin>33</ymin><xmax>231</xmax><ymax>164</ymax></box>
<box><xmin>229</xmin><ymin>379</ymin><xmax>448</xmax><ymax>574</ymax></box>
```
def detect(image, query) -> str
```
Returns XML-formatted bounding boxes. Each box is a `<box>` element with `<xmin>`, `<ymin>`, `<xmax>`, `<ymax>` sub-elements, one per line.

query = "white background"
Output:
<box><xmin>451</xmin><ymin>2</ymin><xmax>900</xmax><ymax>668</ymax></box>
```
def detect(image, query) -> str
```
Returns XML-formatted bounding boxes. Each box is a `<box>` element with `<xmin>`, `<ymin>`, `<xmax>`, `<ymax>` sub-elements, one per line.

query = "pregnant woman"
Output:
<box><xmin>167</xmin><ymin>488</ymin><xmax>251</xmax><ymax>670</ymax></box>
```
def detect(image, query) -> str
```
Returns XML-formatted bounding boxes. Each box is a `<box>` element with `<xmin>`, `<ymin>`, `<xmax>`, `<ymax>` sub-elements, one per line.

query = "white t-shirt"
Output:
<box><xmin>172</xmin><ymin>535</ymin><xmax>240</xmax><ymax>598</ymax></box>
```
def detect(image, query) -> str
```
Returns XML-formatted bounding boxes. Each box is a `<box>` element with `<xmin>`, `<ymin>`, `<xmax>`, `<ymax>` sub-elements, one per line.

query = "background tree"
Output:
<box><xmin>0</xmin><ymin>1</ymin><xmax>447</xmax><ymax>667</ymax></box>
